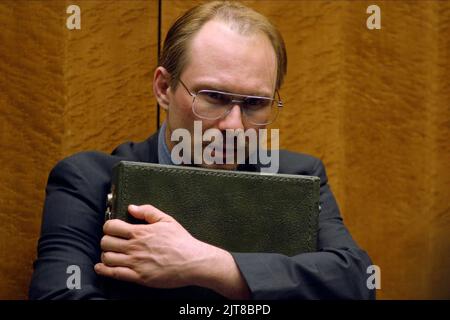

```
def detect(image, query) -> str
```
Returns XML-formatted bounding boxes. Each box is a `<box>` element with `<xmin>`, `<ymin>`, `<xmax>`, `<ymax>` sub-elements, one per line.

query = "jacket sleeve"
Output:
<box><xmin>29</xmin><ymin>159</ymin><xmax>107</xmax><ymax>299</ymax></box>
<box><xmin>232</xmin><ymin>159</ymin><xmax>375</xmax><ymax>299</ymax></box>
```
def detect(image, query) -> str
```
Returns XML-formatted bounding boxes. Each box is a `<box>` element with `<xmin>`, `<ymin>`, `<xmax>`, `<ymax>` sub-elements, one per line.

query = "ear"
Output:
<box><xmin>153</xmin><ymin>66</ymin><xmax>171</xmax><ymax>111</ymax></box>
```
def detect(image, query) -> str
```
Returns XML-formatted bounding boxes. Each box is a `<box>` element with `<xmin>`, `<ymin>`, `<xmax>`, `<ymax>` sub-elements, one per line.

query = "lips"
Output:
<box><xmin>211</xmin><ymin>147</ymin><xmax>235</xmax><ymax>157</ymax></box>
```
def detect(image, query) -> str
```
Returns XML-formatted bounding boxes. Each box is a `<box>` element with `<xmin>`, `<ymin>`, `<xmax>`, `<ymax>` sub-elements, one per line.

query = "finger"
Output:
<box><xmin>100</xmin><ymin>235</ymin><xmax>129</xmax><ymax>253</ymax></box>
<box><xmin>103</xmin><ymin>219</ymin><xmax>134</xmax><ymax>239</ymax></box>
<box><xmin>94</xmin><ymin>263</ymin><xmax>139</xmax><ymax>283</ymax></box>
<box><xmin>128</xmin><ymin>204</ymin><xmax>172</xmax><ymax>224</ymax></box>
<box><xmin>101</xmin><ymin>251</ymin><xmax>131</xmax><ymax>268</ymax></box>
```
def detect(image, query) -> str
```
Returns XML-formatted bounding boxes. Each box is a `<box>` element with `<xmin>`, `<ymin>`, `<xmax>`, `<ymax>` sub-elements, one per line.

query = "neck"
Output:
<box><xmin>164</xmin><ymin>122</ymin><xmax>174</xmax><ymax>153</ymax></box>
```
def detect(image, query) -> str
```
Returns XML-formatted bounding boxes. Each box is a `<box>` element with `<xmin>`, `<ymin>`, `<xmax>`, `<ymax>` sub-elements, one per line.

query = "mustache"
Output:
<box><xmin>199</xmin><ymin>131</ymin><xmax>251</xmax><ymax>147</ymax></box>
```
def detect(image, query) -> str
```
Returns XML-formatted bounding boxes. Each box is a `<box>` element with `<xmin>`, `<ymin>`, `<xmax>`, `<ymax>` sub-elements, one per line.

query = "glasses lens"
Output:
<box><xmin>194</xmin><ymin>91</ymin><xmax>231</xmax><ymax>120</ymax></box>
<box><xmin>193</xmin><ymin>90</ymin><xmax>280</xmax><ymax>125</ymax></box>
<box><xmin>243</xmin><ymin>97</ymin><xmax>277</xmax><ymax>125</ymax></box>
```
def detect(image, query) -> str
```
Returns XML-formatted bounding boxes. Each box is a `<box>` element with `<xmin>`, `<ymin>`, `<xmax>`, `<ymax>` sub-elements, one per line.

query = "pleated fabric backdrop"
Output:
<box><xmin>0</xmin><ymin>0</ymin><xmax>448</xmax><ymax>299</ymax></box>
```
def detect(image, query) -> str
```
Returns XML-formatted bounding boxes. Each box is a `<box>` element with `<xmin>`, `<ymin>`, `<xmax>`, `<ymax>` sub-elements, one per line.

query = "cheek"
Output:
<box><xmin>242</xmin><ymin>121</ymin><xmax>264</xmax><ymax>133</ymax></box>
<box><xmin>168</xmin><ymin>94</ymin><xmax>196</xmax><ymax>128</ymax></box>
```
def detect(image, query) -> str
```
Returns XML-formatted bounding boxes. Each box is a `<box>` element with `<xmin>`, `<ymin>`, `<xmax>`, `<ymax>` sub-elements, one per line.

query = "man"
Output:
<box><xmin>29</xmin><ymin>1</ymin><xmax>374</xmax><ymax>299</ymax></box>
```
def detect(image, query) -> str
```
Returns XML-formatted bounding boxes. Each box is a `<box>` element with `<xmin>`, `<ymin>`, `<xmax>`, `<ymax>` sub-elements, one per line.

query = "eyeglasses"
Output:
<box><xmin>178</xmin><ymin>79</ymin><xmax>283</xmax><ymax>125</ymax></box>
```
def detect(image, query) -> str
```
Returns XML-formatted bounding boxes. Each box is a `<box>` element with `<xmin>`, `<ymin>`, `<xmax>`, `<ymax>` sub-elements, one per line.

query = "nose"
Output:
<box><xmin>217</xmin><ymin>104</ymin><xmax>244</xmax><ymax>131</ymax></box>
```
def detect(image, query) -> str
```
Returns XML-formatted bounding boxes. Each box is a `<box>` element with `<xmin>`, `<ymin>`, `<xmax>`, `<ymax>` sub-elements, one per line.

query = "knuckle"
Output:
<box><xmin>128</xmin><ymin>253</ymin><xmax>140</xmax><ymax>265</ymax></box>
<box><xmin>125</xmin><ymin>230</ymin><xmax>133</xmax><ymax>239</ymax></box>
<box><xmin>127</xmin><ymin>240</ymin><xmax>140</xmax><ymax>253</ymax></box>
<box><xmin>129</xmin><ymin>227</ymin><xmax>139</xmax><ymax>239</ymax></box>
<box><xmin>130</xmin><ymin>226</ymin><xmax>146</xmax><ymax>238</ymax></box>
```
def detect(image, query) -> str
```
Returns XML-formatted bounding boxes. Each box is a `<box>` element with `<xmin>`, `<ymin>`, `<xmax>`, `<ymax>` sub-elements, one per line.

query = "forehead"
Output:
<box><xmin>181</xmin><ymin>20</ymin><xmax>277</xmax><ymax>96</ymax></box>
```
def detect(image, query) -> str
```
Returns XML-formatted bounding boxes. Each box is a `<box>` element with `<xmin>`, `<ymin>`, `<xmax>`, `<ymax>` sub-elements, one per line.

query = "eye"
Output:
<box><xmin>244</xmin><ymin>97</ymin><xmax>271</xmax><ymax>110</ymax></box>
<box><xmin>202</xmin><ymin>91</ymin><xmax>232</xmax><ymax>105</ymax></box>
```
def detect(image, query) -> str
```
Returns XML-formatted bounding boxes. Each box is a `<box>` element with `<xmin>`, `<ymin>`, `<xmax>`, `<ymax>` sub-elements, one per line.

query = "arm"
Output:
<box><xmin>95</xmin><ymin>204</ymin><xmax>251</xmax><ymax>299</ymax></box>
<box><xmin>29</xmin><ymin>159</ymin><xmax>107</xmax><ymax>299</ymax></box>
<box><xmin>231</xmin><ymin>159</ymin><xmax>376</xmax><ymax>299</ymax></box>
<box><xmin>93</xmin><ymin>159</ymin><xmax>373</xmax><ymax>300</ymax></box>
<box><xmin>30</xmin><ymin>157</ymin><xmax>248</xmax><ymax>300</ymax></box>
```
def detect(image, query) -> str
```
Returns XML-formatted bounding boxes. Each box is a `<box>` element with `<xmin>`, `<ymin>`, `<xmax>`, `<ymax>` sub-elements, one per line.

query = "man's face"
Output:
<box><xmin>165</xmin><ymin>19</ymin><xmax>278</xmax><ymax>170</ymax></box>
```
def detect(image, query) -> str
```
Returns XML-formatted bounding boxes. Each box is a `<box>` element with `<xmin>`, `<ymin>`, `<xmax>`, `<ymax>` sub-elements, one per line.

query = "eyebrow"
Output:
<box><xmin>191</xmin><ymin>83</ymin><xmax>273</xmax><ymax>98</ymax></box>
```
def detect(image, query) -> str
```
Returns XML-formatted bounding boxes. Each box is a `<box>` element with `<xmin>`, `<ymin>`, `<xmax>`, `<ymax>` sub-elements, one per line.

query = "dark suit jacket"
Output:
<box><xmin>29</xmin><ymin>132</ymin><xmax>375</xmax><ymax>299</ymax></box>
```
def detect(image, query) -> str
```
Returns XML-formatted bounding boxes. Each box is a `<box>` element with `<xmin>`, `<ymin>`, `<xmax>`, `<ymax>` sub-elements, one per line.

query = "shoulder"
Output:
<box><xmin>278</xmin><ymin>150</ymin><xmax>328</xmax><ymax>183</ymax></box>
<box><xmin>45</xmin><ymin>133</ymin><xmax>158</xmax><ymax>204</ymax></box>
<box><xmin>49</xmin><ymin>132</ymin><xmax>158</xmax><ymax>186</ymax></box>
<box><xmin>278</xmin><ymin>150</ymin><xmax>322</xmax><ymax>174</ymax></box>
<box><xmin>50</xmin><ymin>151</ymin><xmax>122</xmax><ymax>181</ymax></box>
<box><xmin>44</xmin><ymin>151</ymin><xmax>132</xmax><ymax>214</ymax></box>
<box><xmin>47</xmin><ymin>151</ymin><xmax>125</xmax><ymax>199</ymax></box>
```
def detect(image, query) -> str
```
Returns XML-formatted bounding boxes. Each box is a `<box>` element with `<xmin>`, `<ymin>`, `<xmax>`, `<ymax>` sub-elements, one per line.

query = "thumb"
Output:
<box><xmin>128</xmin><ymin>204</ymin><xmax>172</xmax><ymax>224</ymax></box>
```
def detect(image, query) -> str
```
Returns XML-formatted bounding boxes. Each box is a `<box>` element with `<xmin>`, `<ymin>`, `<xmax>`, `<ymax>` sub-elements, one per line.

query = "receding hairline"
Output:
<box><xmin>179</xmin><ymin>18</ymin><xmax>277</xmax><ymax>78</ymax></box>
<box><xmin>159</xmin><ymin>1</ymin><xmax>287</xmax><ymax>90</ymax></box>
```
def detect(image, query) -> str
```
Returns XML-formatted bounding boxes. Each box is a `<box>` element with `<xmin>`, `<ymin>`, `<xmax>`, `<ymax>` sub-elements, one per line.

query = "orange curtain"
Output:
<box><xmin>0</xmin><ymin>0</ymin><xmax>158</xmax><ymax>299</ymax></box>
<box><xmin>0</xmin><ymin>0</ymin><xmax>448</xmax><ymax>299</ymax></box>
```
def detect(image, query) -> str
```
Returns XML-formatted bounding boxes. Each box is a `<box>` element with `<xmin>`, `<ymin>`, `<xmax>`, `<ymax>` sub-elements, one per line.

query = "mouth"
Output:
<box><xmin>215</xmin><ymin>146</ymin><xmax>248</xmax><ymax>163</ymax></box>
<box><xmin>209</xmin><ymin>146</ymin><xmax>235</xmax><ymax>156</ymax></box>
<box><xmin>200</xmin><ymin>138</ymin><xmax>247</xmax><ymax>164</ymax></box>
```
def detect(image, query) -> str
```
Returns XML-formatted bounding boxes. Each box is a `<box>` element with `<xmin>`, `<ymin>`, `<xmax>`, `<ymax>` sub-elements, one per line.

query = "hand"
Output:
<box><xmin>94</xmin><ymin>204</ymin><xmax>250</xmax><ymax>299</ymax></box>
<box><xmin>95</xmin><ymin>204</ymin><xmax>211</xmax><ymax>288</ymax></box>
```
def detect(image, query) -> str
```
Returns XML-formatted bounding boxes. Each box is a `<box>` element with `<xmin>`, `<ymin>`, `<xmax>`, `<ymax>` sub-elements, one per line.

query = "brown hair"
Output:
<box><xmin>160</xmin><ymin>1</ymin><xmax>287</xmax><ymax>90</ymax></box>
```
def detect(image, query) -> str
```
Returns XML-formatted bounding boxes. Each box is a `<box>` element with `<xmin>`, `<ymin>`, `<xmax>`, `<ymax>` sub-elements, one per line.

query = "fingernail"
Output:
<box><xmin>129</xmin><ymin>204</ymin><xmax>137</xmax><ymax>210</ymax></box>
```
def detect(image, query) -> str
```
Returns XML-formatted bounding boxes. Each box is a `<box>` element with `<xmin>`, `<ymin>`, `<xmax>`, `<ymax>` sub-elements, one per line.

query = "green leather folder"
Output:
<box><xmin>106</xmin><ymin>161</ymin><xmax>320</xmax><ymax>256</ymax></box>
